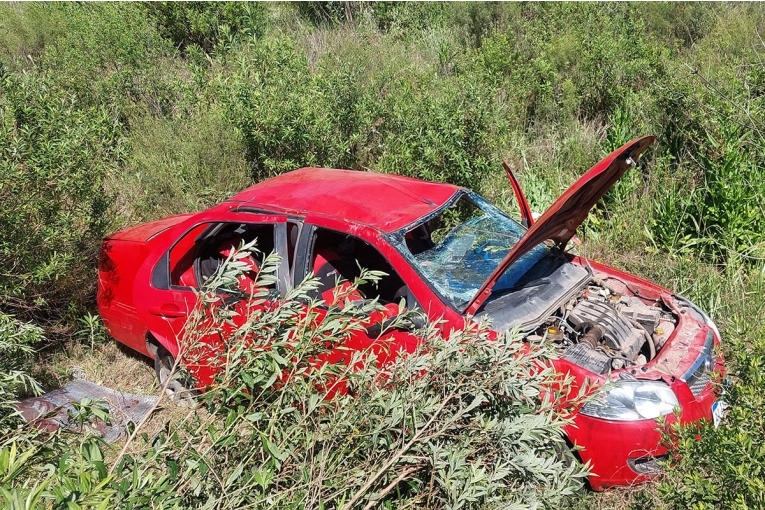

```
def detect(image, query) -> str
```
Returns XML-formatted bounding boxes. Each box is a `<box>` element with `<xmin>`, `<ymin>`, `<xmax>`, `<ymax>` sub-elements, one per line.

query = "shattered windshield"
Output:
<box><xmin>390</xmin><ymin>192</ymin><xmax>552</xmax><ymax>311</ymax></box>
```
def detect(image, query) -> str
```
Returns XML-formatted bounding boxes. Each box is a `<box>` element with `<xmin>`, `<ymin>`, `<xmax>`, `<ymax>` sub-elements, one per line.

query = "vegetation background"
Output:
<box><xmin>1</xmin><ymin>2</ymin><xmax>764</xmax><ymax>508</ymax></box>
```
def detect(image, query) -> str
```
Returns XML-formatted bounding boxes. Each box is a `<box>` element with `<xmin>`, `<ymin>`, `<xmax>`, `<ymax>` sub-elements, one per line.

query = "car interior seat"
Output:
<box><xmin>217</xmin><ymin>239</ymin><xmax>260</xmax><ymax>293</ymax></box>
<box><xmin>198</xmin><ymin>237</ymin><xmax>260</xmax><ymax>293</ymax></box>
<box><xmin>313</xmin><ymin>248</ymin><xmax>363</xmax><ymax>305</ymax></box>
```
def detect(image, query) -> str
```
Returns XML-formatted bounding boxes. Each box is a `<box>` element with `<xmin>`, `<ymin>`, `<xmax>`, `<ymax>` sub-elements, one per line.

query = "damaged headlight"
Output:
<box><xmin>580</xmin><ymin>380</ymin><xmax>680</xmax><ymax>421</ymax></box>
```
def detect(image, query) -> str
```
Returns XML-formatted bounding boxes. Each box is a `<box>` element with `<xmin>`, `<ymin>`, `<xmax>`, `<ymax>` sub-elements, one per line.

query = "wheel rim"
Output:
<box><xmin>156</xmin><ymin>353</ymin><xmax>194</xmax><ymax>406</ymax></box>
<box><xmin>158</xmin><ymin>356</ymin><xmax>173</xmax><ymax>384</ymax></box>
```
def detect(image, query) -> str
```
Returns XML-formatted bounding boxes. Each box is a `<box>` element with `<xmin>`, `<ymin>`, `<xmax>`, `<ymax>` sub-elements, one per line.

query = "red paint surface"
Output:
<box><xmin>503</xmin><ymin>159</ymin><xmax>534</xmax><ymax>229</ymax></box>
<box><xmin>465</xmin><ymin>136</ymin><xmax>654</xmax><ymax>315</ymax></box>
<box><xmin>228</xmin><ymin>168</ymin><xmax>461</xmax><ymax>233</ymax></box>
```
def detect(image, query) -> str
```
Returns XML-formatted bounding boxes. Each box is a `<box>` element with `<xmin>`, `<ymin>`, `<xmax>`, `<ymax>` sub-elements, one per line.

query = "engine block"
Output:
<box><xmin>569</xmin><ymin>298</ymin><xmax>644</xmax><ymax>361</ymax></box>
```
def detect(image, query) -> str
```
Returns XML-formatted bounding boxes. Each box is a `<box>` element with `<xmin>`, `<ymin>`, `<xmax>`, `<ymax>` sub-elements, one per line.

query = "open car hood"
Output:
<box><xmin>464</xmin><ymin>135</ymin><xmax>655</xmax><ymax>315</ymax></box>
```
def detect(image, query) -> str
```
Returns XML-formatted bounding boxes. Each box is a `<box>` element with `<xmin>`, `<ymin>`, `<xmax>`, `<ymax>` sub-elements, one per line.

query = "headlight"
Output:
<box><xmin>580</xmin><ymin>380</ymin><xmax>680</xmax><ymax>421</ymax></box>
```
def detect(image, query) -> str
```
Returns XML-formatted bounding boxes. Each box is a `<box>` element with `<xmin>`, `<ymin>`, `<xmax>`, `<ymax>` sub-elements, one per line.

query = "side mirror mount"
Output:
<box><xmin>399</xmin><ymin>308</ymin><xmax>428</xmax><ymax>331</ymax></box>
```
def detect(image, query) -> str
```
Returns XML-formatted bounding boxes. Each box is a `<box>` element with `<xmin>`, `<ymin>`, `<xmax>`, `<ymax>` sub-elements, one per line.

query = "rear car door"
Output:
<box><xmin>133</xmin><ymin>212</ymin><xmax>289</xmax><ymax>385</ymax></box>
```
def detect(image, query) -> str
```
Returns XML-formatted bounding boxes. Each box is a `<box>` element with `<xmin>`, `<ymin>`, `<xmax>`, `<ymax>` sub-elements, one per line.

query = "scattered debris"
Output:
<box><xmin>15</xmin><ymin>379</ymin><xmax>158</xmax><ymax>442</ymax></box>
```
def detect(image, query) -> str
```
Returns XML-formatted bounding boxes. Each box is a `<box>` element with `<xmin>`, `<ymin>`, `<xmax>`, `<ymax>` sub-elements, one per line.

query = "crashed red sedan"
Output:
<box><xmin>97</xmin><ymin>136</ymin><xmax>724</xmax><ymax>490</ymax></box>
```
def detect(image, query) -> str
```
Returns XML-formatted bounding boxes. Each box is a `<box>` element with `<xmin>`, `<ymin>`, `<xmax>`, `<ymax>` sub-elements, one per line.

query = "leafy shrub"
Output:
<box><xmin>640</xmin><ymin>3</ymin><xmax>719</xmax><ymax>48</ymax></box>
<box><xmin>142</xmin><ymin>254</ymin><xmax>586</xmax><ymax>508</ymax></box>
<box><xmin>0</xmin><ymin>254</ymin><xmax>587</xmax><ymax>508</ymax></box>
<box><xmin>221</xmin><ymin>35</ymin><xmax>504</xmax><ymax>190</ymax></box>
<box><xmin>36</xmin><ymin>3</ymin><xmax>176</xmax><ymax>114</ymax></box>
<box><xmin>0</xmin><ymin>437</ymin><xmax>117</xmax><ymax>509</ymax></box>
<box><xmin>296</xmin><ymin>1</ymin><xmax>368</xmax><ymax>27</ymax></box>
<box><xmin>473</xmin><ymin>3</ymin><xmax>666</xmax><ymax>125</ymax></box>
<box><xmin>221</xmin><ymin>37</ymin><xmax>367</xmax><ymax>178</ymax></box>
<box><xmin>146</xmin><ymin>2</ymin><xmax>268</xmax><ymax>54</ymax></box>
<box><xmin>655</xmin><ymin>267</ymin><xmax>765</xmax><ymax>509</ymax></box>
<box><xmin>652</xmin><ymin>116</ymin><xmax>765</xmax><ymax>262</ymax></box>
<box><xmin>0</xmin><ymin>313</ymin><xmax>43</xmax><ymax>373</ymax></box>
<box><xmin>0</xmin><ymin>69</ymin><xmax>124</xmax><ymax>316</ymax></box>
<box><xmin>373</xmin><ymin>73</ymin><xmax>501</xmax><ymax>189</ymax></box>
<box><xmin>118</xmin><ymin>108</ymin><xmax>251</xmax><ymax>223</ymax></box>
<box><xmin>292</xmin><ymin>0</ymin><xmax>408</xmax><ymax>25</ymax></box>
<box><xmin>0</xmin><ymin>314</ymin><xmax>43</xmax><ymax>437</ymax></box>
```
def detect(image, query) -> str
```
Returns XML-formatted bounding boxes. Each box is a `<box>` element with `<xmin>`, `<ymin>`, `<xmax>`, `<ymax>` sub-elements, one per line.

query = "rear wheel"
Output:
<box><xmin>154</xmin><ymin>347</ymin><xmax>196</xmax><ymax>407</ymax></box>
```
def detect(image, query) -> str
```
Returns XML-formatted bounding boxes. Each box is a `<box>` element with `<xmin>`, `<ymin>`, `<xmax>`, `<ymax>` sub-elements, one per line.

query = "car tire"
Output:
<box><xmin>553</xmin><ymin>438</ymin><xmax>588</xmax><ymax>491</ymax></box>
<box><xmin>154</xmin><ymin>348</ymin><xmax>196</xmax><ymax>407</ymax></box>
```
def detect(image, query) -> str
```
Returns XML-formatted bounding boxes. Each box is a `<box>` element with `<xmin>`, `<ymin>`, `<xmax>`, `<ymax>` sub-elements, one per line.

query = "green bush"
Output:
<box><xmin>652</xmin><ymin>112</ymin><xmax>765</xmax><ymax>262</ymax></box>
<box><xmin>296</xmin><ymin>1</ymin><xmax>369</xmax><ymax>27</ymax></box>
<box><xmin>0</xmin><ymin>3</ymin><xmax>66</xmax><ymax>64</ymax></box>
<box><xmin>146</xmin><ymin>2</ymin><xmax>268</xmax><ymax>54</ymax></box>
<box><xmin>0</xmin><ymin>68</ymin><xmax>124</xmax><ymax>315</ymax></box>
<box><xmin>221</xmin><ymin>34</ymin><xmax>505</xmax><ymax>190</ymax></box>
<box><xmin>118</xmin><ymin>108</ymin><xmax>251</xmax><ymax>223</ymax></box>
<box><xmin>654</xmin><ymin>266</ymin><xmax>765</xmax><ymax>509</ymax></box>
<box><xmin>0</xmin><ymin>257</ymin><xmax>587</xmax><ymax>508</ymax></box>
<box><xmin>221</xmin><ymin>37</ymin><xmax>365</xmax><ymax>178</ymax></box>
<box><xmin>0</xmin><ymin>313</ymin><xmax>43</xmax><ymax>373</ymax></box>
<box><xmin>159</xmin><ymin>261</ymin><xmax>588</xmax><ymax>508</ymax></box>
<box><xmin>473</xmin><ymin>3</ymin><xmax>667</xmax><ymax>125</ymax></box>
<box><xmin>36</xmin><ymin>3</ymin><xmax>176</xmax><ymax>114</ymax></box>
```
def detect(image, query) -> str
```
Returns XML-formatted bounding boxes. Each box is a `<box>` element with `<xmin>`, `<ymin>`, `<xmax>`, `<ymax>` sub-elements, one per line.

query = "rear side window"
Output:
<box><xmin>168</xmin><ymin>222</ymin><xmax>276</xmax><ymax>291</ymax></box>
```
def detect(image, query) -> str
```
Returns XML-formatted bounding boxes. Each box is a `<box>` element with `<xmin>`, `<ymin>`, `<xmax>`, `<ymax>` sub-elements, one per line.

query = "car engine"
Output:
<box><xmin>525</xmin><ymin>279</ymin><xmax>676</xmax><ymax>374</ymax></box>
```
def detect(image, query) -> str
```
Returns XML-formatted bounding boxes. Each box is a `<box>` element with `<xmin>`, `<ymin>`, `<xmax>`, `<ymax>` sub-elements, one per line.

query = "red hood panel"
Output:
<box><xmin>465</xmin><ymin>135</ymin><xmax>655</xmax><ymax>315</ymax></box>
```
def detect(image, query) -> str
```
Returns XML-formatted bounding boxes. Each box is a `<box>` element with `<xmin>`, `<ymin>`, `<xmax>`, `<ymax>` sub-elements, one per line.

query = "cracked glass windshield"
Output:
<box><xmin>392</xmin><ymin>193</ymin><xmax>551</xmax><ymax>311</ymax></box>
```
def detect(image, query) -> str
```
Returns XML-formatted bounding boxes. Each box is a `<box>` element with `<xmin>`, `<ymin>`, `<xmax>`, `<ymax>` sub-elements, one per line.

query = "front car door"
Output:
<box><xmin>292</xmin><ymin>218</ymin><xmax>457</xmax><ymax>369</ymax></box>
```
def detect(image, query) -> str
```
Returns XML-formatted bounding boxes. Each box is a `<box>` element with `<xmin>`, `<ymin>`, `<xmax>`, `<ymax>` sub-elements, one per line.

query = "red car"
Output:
<box><xmin>97</xmin><ymin>136</ymin><xmax>724</xmax><ymax>490</ymax></box>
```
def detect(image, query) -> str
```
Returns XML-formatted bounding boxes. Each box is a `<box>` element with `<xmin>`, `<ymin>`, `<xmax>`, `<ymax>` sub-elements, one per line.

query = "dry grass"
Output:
<box><xmin>45</xmin><ymin>341</ymin><xmax>156</xmax><ymax>395</ymax></box>
<box><xmin>571</xmin><ymin>482</ymin><xmax>668</xmax><ymax>509</ymax></box>
<box><xmin>37</xmin><ymin>338</ymin><xmax>219</xmax><ymax>470</ymax></box>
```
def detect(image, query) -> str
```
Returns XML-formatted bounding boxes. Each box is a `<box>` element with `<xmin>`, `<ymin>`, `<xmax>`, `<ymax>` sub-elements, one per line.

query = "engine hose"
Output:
<box><xmin>644</xmin><ymin>329</ymin><xmax>656</xmax><ymax>361</ymax></box>
<box><xmin>580</xmin><ymin>325</ymin><xmax>604</xmax><ymax>349</ymax></box>
<box><xmin>627</xmin><ymin>317</ymin><xmax>657</xmax><ymax>361</ymax></box>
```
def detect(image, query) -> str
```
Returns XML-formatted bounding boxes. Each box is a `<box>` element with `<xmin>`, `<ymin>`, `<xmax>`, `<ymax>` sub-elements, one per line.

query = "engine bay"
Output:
<box><xmin>525</xmin><ymin>277</ymin><xmax>676</xmax><ymax>374</ymax></box>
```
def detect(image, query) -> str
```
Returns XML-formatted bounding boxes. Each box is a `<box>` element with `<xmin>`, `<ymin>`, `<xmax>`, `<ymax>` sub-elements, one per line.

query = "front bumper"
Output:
<box><xmin>567</xmin><ymin>376</ymin><xmax>719</xmax><ymax>491</ymax></box>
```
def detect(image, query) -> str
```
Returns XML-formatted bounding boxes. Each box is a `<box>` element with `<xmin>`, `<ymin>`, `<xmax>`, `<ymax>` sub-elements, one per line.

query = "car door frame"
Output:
<box><xmin>293</xmin><ymin>215</ymin><xmax>465</xmax><ymax>333</ymax></box>
<box><xmin>133</xmin><ymin>211</ymin><xmax>290</xmax><ymax>361</ymax></box>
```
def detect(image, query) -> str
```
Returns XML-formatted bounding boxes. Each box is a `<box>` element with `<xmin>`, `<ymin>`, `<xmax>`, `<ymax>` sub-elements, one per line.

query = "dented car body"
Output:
<box><xmin>98</xmin><ymin>136</ymin><xmax>724</xmax><ymax>490</ymax></box>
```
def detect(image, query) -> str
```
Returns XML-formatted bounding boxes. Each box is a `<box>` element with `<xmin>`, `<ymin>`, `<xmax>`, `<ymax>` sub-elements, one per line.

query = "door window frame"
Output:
<box><xmin>294</xmin><ymin>223</ymin><xmax>422</xmax><ymax>311</ymax></box>
<box><xmin>151</xmin><ymin>219</ymin><xmax>291</xmax><ymax>297</ymax></box>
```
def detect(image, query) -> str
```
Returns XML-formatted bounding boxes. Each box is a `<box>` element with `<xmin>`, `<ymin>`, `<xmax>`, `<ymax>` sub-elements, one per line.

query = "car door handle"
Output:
<box><xmin>148</xmin><ymin>305</ymin><xmax>187</xmax><ymax>318</ymax></box>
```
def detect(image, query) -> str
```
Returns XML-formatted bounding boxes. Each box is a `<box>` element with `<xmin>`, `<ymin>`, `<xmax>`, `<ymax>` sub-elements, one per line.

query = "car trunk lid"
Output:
<box><xmin>106</xmin><ymin>213</ymin><xmax>196</xmax><ymax>242</ymax></box>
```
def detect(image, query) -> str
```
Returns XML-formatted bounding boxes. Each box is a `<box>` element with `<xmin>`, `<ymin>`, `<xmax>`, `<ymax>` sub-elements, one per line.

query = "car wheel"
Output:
<box><xmin>553</xmin><ymin>438</ymin><xmax>587</xmax><ymax>491</ymax></box>
<box><xmin>154</xmin><ymin>348</ymin><xmax>196</xmax><ymax>407</ymax></box>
